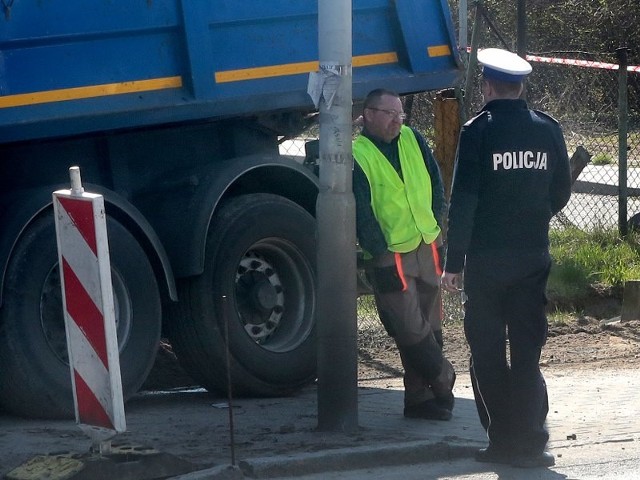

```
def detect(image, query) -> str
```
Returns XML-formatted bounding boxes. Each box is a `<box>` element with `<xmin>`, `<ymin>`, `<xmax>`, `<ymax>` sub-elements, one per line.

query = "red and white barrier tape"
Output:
<box><xmin>526</xmin><ymin>54</ymin><xmax>640</xmax><ymax>73</ymax></box>
<box><xmin>466</xmin><ymin>47</ymin><xmax>640</xmax><ymax>73</ymax></box>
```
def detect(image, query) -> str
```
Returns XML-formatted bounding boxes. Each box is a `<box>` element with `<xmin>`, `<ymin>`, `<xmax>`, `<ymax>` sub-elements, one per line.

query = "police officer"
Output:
<box><xmin>442</xmin><ymin>49</ymin><xmax>571</xmax><ymax>467</ymax></box>
<box><xmin>353</xmin><ymin>88</ymin><xmax>456</xmax><ymax>421</ymax></box>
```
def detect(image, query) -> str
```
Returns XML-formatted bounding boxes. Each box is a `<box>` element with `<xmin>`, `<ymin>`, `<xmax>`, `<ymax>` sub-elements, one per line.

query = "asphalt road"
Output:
<box><xmin>265</xmin><ymin>440</ymin><xmax>640</xmax><ymax>480</ymax></box>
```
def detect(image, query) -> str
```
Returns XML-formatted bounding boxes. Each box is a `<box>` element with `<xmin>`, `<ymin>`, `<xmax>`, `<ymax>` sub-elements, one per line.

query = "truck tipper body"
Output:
<box><xmin>0</xmin><ymin>0</ymin><xmax>460</xmax><ymax>418</ymax></box>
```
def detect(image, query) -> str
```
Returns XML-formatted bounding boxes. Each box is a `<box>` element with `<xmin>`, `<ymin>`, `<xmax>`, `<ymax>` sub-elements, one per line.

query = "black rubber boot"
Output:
<box><xmin>404</xmin><ymin>399</ymin><xmax>452</xmax><ymax>421</ymax></box>
<box><xmin>400</xmin><ymin>333</ymin><xmax>444</xmax><ymax>384</ymax></box>
<box><xmin>435</xmin><ymin>368</ymin><xmax>456</xmax><ymax>410</ymax></box>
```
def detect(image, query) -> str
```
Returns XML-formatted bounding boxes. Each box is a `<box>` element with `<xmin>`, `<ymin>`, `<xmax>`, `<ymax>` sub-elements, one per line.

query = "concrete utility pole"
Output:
<box><xmin>315</xmin><ymin>0</ymin><xmax>359</xmax><ymax>432</ymax></box>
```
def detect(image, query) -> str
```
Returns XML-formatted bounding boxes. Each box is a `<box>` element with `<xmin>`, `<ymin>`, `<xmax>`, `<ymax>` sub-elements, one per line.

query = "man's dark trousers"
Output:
<box><xmin>464</xmin><ymin>250</ymin><xmax>551</xmax><ymax>455</ymax></box>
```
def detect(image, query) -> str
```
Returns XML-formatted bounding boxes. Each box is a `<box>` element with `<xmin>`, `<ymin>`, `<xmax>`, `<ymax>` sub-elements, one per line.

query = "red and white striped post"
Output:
<box><xmin>53</xmin><ymin>166</ymin><xmax>126</xmax><ymax>453</ymax></box>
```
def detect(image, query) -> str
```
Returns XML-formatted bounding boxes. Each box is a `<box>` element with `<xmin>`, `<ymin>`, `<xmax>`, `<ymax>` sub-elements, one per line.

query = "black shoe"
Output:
<box><xmin>474</xmin><ymin>446</ymin><xmax>512</xmax><ymax>465</ymax></box>
<box><xmin>511</xmin><ymin>451</ymin><xmax>555</xmax><ymax>468</ymax></box>
<box><xmin>404</xmin><ymin>399</ymin><xmax>452</xmax><ymax>421</ymax></box>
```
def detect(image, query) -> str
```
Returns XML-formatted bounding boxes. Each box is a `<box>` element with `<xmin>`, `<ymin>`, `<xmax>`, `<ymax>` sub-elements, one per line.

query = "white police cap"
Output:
<box><xmin>477</xmin><ymin>48</ymin><xmax>532</xmax><ymax>83</ymax></box>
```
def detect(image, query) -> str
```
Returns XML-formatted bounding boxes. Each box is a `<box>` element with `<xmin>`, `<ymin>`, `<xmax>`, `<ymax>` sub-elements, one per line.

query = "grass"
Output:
<box><xmin>547</xmin><ymin>309</ymin><xmax>576</xmax><ymax>327</ymax></box>
<box><xmin>548</xmin><ymin>226</ymin><xmax>640</xmax><ymax>310</ymax></box>
<box><xmin>591</xmin><ymin>152</ymin><xmax>614</xmax><ymax>165</ymax></box>
<box><xmin>565</xmin><ymin>130</ymin><xmax>640</xmax><ymax>168</ymax></box>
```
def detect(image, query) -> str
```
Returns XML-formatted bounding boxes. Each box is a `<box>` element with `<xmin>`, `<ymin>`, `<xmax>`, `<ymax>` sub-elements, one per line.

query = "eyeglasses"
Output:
<box><xmin>366</xmin><ymin>107</ymin><xmax>407</xmax><ymax>121</ymax></box>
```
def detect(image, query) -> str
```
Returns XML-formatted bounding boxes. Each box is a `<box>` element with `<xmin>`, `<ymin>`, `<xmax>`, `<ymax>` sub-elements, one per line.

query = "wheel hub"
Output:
<box><xmin>252</xmin><ymin>279</ymin><xmax>279</xmax><ymax>313</ymax></box>
<box><xmin>236</xmin><ymin>252</ymin><xmax>284</xmax><ymax>343</ymax></box>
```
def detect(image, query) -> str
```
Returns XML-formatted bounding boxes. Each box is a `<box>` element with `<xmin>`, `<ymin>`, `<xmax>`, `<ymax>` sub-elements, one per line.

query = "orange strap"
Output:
<box><xmin>431</xmin><ymin>242</ymin><xmax>443</xmax><ymax>276</ymax></box>
<box><xmin>394</xmin><ymin>252</ymin><xmax>409</xmax><ymax>292</ymax></box>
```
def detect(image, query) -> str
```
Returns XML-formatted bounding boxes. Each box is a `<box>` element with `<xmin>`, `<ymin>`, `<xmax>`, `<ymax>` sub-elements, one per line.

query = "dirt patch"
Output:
<box><xmin>358</xmin><ymin>296</ymin><xmax>640</xmax><ymax>379</ymax></box>
<box><xmin>356</xmin><ymin>317</ymin><xmax>640</xmax><ymax>382</ymax></box>
<box><xmin>543</xmin><ymin>318</ymin><xmax>640</xmax><ymax>368</ymax></box>
<box><xmin>144</xmin><ymin>300</ymin><xmax>640</xmax><ymax>391</ymax></box>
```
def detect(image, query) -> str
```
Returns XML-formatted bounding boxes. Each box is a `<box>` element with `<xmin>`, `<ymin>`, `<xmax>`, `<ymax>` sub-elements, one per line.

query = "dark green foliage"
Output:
<box><xmin>449</xmin><ymin>0</ymin><xmax>639</xmax><ymax>63</ymax></box>
<box><xmin>447</xmin><ymin>0</ymin><xmax>640</xmax><ymax>130</ymax></box>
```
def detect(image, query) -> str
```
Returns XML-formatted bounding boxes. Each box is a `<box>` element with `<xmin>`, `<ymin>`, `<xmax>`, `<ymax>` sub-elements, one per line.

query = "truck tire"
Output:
<box><xmin>0</xmin><ymin>213</ymin><xmax>161</xmax><ymax>419</ymax></box>
<box><xmin>168</xmin><ymin>193</ymin><xmax>317</xmax><ymax>396</ymax></box>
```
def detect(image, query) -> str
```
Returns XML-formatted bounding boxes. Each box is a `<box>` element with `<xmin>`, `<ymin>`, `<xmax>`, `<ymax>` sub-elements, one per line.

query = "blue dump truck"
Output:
<box><xmin>0</xmin><ymin>0</ymin><xmax>460</xmax><ymax>418</ymax></box>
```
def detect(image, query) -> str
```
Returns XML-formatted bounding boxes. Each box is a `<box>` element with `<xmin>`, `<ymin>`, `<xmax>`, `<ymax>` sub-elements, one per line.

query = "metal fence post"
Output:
<box><xmin>617</xmin><ymin>47</ymin><xmax>629</xmax><ymax>237</ymax></box>
<box><xmin>463</xmin><ymin>1</ymin><xmax>484</xmax><ymax>122</ymax></box>
<box><xmin>517</xmin><ymin>0</ymin><xmax>527</xmax><ymax>100</ymax></box>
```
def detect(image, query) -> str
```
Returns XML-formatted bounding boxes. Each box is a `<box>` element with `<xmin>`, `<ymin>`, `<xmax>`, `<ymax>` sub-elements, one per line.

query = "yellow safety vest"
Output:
<box><xmin>353</xmin><ymin>126</ymin><xmax>440</xmax><ymax>253</ymax></box>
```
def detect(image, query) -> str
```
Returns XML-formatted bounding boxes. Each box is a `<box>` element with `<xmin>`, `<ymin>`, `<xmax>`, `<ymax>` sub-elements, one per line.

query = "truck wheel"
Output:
<box><xmin>0</xmin><ymin>213</ymin><xmax>161</xmax><ymax>419</ymax></box>
<box><xmin>168</xmin><ymin>193</ymin><xmax>316</xmax><ymax>396</ymax></box>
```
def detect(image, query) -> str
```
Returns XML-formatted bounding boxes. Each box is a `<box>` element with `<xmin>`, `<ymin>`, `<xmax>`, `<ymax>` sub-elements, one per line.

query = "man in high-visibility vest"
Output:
<box><xmin>442</xmin><ymin>48</ymin><xmax>571</xmax><ymax>468</ymax></box>
<box><xmin>353</xmin><ymin>88</ymin><xmax>456</xmax><ymax>421</ymax></box>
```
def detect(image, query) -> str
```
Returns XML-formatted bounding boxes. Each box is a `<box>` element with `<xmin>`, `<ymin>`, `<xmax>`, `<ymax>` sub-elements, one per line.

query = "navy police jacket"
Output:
<box><xmin>445</xmin><ymin>99</ymin><xmax>572</xmax><ymax>273</ymax></box>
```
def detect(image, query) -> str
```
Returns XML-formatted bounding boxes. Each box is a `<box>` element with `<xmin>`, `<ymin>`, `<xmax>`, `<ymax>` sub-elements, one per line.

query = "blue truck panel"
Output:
<box><xmin>0</xmin><ymin>0</ymin><xmax>462</xmax><ymax>419</ymax></box>
<box><xmin>0</xmin><ymin>0</ymin><xmax>460</xmax><ymax>143</ymax></box>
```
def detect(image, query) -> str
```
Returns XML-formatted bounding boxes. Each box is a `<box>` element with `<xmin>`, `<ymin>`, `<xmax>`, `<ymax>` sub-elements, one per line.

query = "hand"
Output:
<box><xmin>441</xmin><ymin>271</ymin><xmax>462</xmax><ymax>293</ymax></box>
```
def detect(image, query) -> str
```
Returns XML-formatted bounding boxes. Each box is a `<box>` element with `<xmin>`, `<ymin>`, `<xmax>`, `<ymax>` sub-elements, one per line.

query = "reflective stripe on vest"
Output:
<box><xmin>353</xmin><ymin>125</ymin><xmax>440</xmax><ymax>253</ymax></box>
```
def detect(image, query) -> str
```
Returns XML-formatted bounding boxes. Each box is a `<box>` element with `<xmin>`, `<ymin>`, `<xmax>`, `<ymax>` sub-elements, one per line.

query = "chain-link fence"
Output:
<box><xmin>413</xmin><ymin>53</ymin><xmax>640</xmax><ymax>235</ymax></box>
<box><xmin>520</xmin><ymin>53</ymin><xmax>639</xmax><ymax>232</ymax></box>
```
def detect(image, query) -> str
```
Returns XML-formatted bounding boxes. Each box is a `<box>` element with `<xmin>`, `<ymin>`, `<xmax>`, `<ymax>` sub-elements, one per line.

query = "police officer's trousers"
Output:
<box><xmin>464</xmin><ymin>250</ymin><xmax>551</xmax><ymax>455</ymax></box>
<box><xmin>368</xmin><ymin>241</ymin><xmax>455</xmax><ymax>406</ymax></box>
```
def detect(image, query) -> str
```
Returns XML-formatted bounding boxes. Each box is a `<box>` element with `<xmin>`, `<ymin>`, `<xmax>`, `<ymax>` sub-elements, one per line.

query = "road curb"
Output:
<box><xmin>170</xmin><ymin>439</ymin><xmax>482</xmax><ymax>479</ymax></box>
